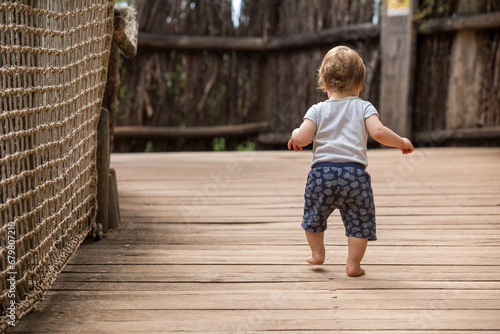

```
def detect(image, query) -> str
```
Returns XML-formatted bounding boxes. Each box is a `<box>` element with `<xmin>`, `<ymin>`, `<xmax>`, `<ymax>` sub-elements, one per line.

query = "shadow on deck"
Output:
<box><xmin>10</xmin><ymin>148</ymin><xmax>500</xmax><ymax>333</ymax></box>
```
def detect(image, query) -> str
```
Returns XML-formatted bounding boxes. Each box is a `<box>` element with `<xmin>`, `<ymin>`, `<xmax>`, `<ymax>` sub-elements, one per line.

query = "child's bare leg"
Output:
<box><xmin>346</xmin><ymin>236</ymin><xmax>367</xmax><ymax>276</ymax></box>
<box><xmin>305</xmin><ymin>230</ymin><xmax>325</xmax><ymax>265</ymax></box>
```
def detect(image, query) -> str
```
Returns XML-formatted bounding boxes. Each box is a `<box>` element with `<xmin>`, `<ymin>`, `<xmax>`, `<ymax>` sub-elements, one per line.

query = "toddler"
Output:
<box><xmin>288</xmin><ymin>46</ymin><xmax>414</xmax><ymax>277</ymax></box>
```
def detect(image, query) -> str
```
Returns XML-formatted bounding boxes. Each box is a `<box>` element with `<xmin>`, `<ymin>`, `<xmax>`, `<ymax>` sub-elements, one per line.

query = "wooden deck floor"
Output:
<box><xmin>10</xmin><ymin>147</ymin><xmax>500</xmax><ymax>333</ymax></box>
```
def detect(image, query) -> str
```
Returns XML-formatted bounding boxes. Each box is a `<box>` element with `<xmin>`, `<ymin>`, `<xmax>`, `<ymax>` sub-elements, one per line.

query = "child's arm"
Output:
<box><xmin>288</xmin><ymin>119</ymin><xmax>317</xmax><ymax>152</ymax></box>
<box><xmin>365</xmin><ymin>115</ymin><xmax>414</xmax><ymax>154</ymax></box>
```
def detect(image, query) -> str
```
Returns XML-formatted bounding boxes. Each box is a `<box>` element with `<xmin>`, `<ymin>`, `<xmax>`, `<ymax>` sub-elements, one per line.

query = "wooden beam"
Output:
<box><xmin>418</xmin><ymin>11</ymin><xmax>500</xmax><ymax>34</ymax></box>
<box><xmin>138</xmin><ymin>32</ymin><xmax>267</xmax><ymax>51</ymax></box>
<box><xmin>113</xmin><ymin>122</ymin><xmax>269</xmax><ymax>139</ymax></box>
<box><xmin>135</xmin><ymin>12</ymin><xmax>500</xmax><ymax>52</ymax></box>
<box><xmin>266</xmin><ymin>23</ymin><xmax>380</xmax><ymax>50</ymax></box>
<box><xmin>414</xmin><ymin>126</ymin><xmax>500</xmax><ymax>144</ymax></box>
<box><xmin>137</xmin><ymin>23</ymin><xmax>379</xmax><ymax>51</ymax></box>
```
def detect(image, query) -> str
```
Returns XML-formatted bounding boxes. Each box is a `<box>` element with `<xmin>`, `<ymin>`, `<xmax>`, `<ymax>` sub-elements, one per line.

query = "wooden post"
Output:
<box><xmin>108</xmin><ymin>168</ymin><xmax>121</xmax><ymax>229</ymax></box>
<box><xmin>96</xmin><ymin>108</ymin><xmax>110</xmax><ymax>236</ymax></box>
<box><xmin>102</xmin><ymin>42</ymin><xmax>120</xmax><ymax>144</ymax></box>
<box><xmin>258</xmin><ymin>53</ymin><xmax>269</xmax><ymax>125</ymax></box>
<box><xmin>446</xmin><ymin>0</ymin><xmax>488</xmax><ymax>130</ymax></box>
<box><xmin>103</xmin><ymin>6</ymin><xmax>138</xmax><ymax>145</ymax></box>
<box><xmin>380</xmin><ymin>0</ymin><xmax>417</xmax><ymax>139</ymax></box>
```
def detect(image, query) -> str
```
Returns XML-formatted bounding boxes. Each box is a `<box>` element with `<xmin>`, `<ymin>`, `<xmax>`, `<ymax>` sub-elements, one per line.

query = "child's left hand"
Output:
<box><xmin>399</xmin><ymin>138</ymin><xmax>414</xmax><ymax>155</ymax></box>
<box><xmin>288</xmin><ymin>138</ymin><xmax>302</xmax><ymax>152</ymax></box>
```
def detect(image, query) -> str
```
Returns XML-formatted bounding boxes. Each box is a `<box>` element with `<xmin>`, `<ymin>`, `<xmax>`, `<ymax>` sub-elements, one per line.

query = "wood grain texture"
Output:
<box><xmin>10</xmin><ymin>148</ymin><xmax>500</xmax><ymax>333</ymax></box>
<box><xmin>380</xmin><ymin>2</ymin><xmax>416</xmax><ymax>138</ymax></box>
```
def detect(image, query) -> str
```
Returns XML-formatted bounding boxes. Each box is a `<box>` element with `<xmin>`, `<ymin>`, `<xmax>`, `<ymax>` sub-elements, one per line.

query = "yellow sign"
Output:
<box><xmin>387</xmin><ymin>0</ymin><xmax>410</xmax><ymax>16</ymax></box>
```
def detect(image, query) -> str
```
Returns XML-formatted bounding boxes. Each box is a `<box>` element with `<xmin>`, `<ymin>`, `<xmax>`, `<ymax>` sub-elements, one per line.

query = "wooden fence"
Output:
<box><xmin>113</xmin><ymin>0</ymin><xmax>500</xmax><ymax>152</ymax></box>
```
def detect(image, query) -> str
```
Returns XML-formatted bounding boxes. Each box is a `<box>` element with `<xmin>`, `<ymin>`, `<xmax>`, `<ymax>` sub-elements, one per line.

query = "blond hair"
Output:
<box><xmin>317</xmin><ymin>46</ymin><xmax>365</xmax><ymax>93</ymax></box>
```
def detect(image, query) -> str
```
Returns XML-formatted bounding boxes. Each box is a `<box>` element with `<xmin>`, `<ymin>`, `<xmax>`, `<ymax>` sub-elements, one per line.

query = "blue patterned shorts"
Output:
<box><xmin>302</xmin><ymin>162</ymin><xmax>377</xmax><ymax>241</ymax></box>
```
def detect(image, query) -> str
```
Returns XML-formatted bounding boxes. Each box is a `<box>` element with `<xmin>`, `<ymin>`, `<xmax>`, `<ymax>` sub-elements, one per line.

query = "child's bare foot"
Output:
<box><xmin>304</xmin><ymin>231</ymin><xmax>325</xmax><ymax>265</ymax></box>
<box><xmin>346</xmin><ymin>236</ymin><xmax>367</xmax><ymax>277</ymax></box>
<box><xmin>346</xmin><ymin>263</ymin><xmax>365</xmax><ymax>277</ymax></box>
<box><xmin>306</xmin><ymin>252</ymin><xmax>325</xmax><ymax>265</ymax></box>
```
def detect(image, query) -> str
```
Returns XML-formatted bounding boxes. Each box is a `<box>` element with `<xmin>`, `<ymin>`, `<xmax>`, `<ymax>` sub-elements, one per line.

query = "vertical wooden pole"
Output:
<box><xmin>108</xmin><ymin>168</ymin><xmax>121</xmax><ymax>229</ymax></box>
<box><xmin>102</xmin><ymin>41</ymin><xmax>120</xmax><ymax>144</ymax></box>
<box><xmin>446</xmin><ymin>0</ymin><xmax>487</xmax><ymax>130</ymax></box>
<box><xmin>380</xmin><ymin>0</ymin><xmax>417</xmax><ymax>139</ymax></box>
<box><xmin>96</xmin><ymin>107</ymin><xmax>110</xmax><ymax>236</ymax></box>
<box><xmin>258</xmin><ymin>52</ymin><xmax>269</xmax><ymax>124</ymax></box>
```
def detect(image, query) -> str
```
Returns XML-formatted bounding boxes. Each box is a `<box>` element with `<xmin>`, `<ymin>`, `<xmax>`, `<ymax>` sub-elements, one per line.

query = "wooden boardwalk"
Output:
<box><xmin>10</xmin><ymin>147</ymin><xmax>500</xmax><ymax>333</ymax></box>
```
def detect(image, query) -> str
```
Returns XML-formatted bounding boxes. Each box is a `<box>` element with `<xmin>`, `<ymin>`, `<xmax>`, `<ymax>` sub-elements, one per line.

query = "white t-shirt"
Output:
<box><xmin>304</xmin><ymin>96</ymin><xmax>379</xmax><ymax>168</ymax></box>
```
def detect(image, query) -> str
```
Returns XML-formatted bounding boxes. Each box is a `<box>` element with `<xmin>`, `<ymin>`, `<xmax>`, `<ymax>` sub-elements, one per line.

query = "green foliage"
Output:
<box><xmin>236</xmin><ymin>140</ymin><xmax>255</xmax><ymax>151</ymax></box>
<box><xmin>416</xmin><ymin>0</ymin><xmax>450</xmax><ymax>21</ymax></box>
<box><xmin>144</xmin><ymin>141</ymin><xmax>154</xmax><ymax>152</ymax></box>
<box><xmin>119</xmin><ymin>85</ymin><xmax>127</xmax><ymax>99</ymax></box>
<box><xmin>212</xmin><ymin>138</ymin><xmax>255</xmax><ymax>152</ymax></box>
<box><xmin>212</xmin><ymin>137</ymin><xmax>226</xmax><ymax>151</ymax></box>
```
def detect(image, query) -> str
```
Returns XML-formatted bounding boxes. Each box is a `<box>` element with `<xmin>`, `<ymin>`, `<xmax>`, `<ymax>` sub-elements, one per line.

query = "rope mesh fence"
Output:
<box><xmin>0</xmin><ymin>1</ymin><xmax>114</xmax><ymax>330</ymax></box>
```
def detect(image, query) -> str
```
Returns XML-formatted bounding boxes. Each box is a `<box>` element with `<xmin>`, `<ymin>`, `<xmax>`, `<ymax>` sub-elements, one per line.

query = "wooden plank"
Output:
<box><xmin>117</xmin><ymin>204</ymin><xmax>500</xmax><ymax>216</ymax></box>
<box><xmin>61</xmin><ymin>249</ymin><xmax>500</xmax><ymax>263</ymax></box>
<box><xmin>60</xmin><ymin>263</ymin><xmax>500</xmax><ymax>277</ymax></box>
<box><xmin>9</xmin><ymin>310</ymin><xmax>500</xmax><ymax>332</ymax></box>
<box><xmin>116</xmin><ymin>215</ymin><xmax>500</xmax><ymax>227</ymax></box>
<box><xmin>48</xmin><ymin>280</ymin><xmax>500</xmax><ymax>292</ymax></box>
<box><xmin>117</xmin><ymin>193</ymin><xmax>500</xmax><ymax>206</ymax></box>
<box><xmin>55</xmin><ymin>268</ymin><xmax>500</xmax><ymax>284</ymax></box>
<box><xmin>80</xmin><ymin>222</ymin><xmax>500</xmax><ymax>247</ymax></box>
<box><xmin>22</xmin><ymin>291</ymin><xmax>500</xmax><ymax>311</ymax></box>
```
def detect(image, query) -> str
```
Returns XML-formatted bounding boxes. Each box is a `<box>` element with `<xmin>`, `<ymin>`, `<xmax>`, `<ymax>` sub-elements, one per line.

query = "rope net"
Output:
<box><xmin>0</xmin><ymin>0</ymin><xmax>114</xmax><ymax>330</ymax></box>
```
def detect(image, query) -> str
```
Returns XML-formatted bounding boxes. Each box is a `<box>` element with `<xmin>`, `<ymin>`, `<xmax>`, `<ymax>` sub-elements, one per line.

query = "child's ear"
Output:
<box><xmin>323</xmin><ymin>78</ymin><xmax>330</xmax><ymax>91</ymax></box>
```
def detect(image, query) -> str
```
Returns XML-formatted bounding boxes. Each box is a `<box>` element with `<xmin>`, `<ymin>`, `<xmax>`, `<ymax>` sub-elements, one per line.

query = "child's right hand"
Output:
<box><xmin>399</xmin><ymin>138</ymin><xmax>414</xmax><ymax>155</ymax></box>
